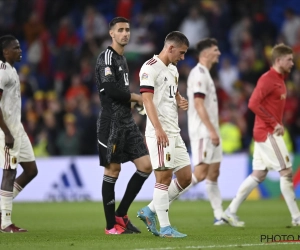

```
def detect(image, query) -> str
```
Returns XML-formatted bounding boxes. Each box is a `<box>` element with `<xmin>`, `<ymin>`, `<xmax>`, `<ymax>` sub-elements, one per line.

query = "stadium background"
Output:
<box><xmin>1</xmin><ymin>0</ymin><xmax>300</xmax><ymax>200</ymax></box>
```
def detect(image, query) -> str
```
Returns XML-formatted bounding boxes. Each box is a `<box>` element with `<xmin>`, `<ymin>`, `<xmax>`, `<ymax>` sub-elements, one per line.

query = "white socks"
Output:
<box><xmin>228</xmin><ymin>175</ymin><xmax>259</xmax><ymax>214</ymax></box>
<box><xmin>0</xmin><ymin>182</ymin><xmax>23</xmax><ymax>229</ymax></box>
<box><xmin>280</xmin><ymin>176</ymin><xmax>300</xmax><ymax>220</ymax></box>
<box><xmin>148</xmin><ymin>178</ymin><xmax>192</xmax><ymax>212</ymax></box>
<box><xmin>153</xmin><ymin>183</ymin><xmax>170</xmax><ymax>228</ymax></box>
<box><xmin>0</xmin><ymin>190</ymin><xmax>13</xmax><ymax>229</ymax></box>
<box><xmin>13</xmin><ymin>182</ymin><xmax>23</xmax><ymax>198</ymax></box>
<box><xmin>206</xmin><ymin>180</ymin><xmax>223</xmax><ymax>220</ymax></box>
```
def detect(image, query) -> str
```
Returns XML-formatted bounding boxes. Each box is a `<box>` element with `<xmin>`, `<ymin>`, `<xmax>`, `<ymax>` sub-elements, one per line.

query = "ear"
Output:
<box><xmin>168</xmin><ymin>45</ymin><xmax>174</xmax><ymax>53</ymax></box>
<box><xmin>109</xmin><ymin>29</ymin><xmax>114</xmax><ymax>38</ymax></box>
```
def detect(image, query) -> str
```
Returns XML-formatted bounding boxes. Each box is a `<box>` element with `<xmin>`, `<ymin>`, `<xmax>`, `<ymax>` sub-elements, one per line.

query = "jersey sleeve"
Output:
<box><xmin>95</xmin><ymin>51</ymin><xmax>130</xmax><ymax>102</ymax></box>
<box><xmin>0</xmin><ymin>64</ymin><xmax>8</xmax><ymax>91</ymax></box>
<box><xmin>139</xmin><ymin>64</ymin><xmax>157</xmax><ymax>94</ymax></box>
<box><xmin>96</xmin><ymin>52</ymin><xmax>118</xmax><ymax>84</ymax></box>
<box><xmin>189</xmin><ymin>69</ymin><xmax>207</xmax><ymax>98</ymax></box>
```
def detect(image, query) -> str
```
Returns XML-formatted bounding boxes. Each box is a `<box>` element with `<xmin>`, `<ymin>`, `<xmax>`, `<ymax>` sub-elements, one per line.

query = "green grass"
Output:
<box><xmin>0</xmin><ymin>200</ymin><xmax>300</xmax><ymax>250</ymax></box>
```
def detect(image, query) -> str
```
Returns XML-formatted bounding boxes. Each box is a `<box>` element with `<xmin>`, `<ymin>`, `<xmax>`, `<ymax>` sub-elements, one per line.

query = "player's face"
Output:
<box><xmin>169</xmin><ymin>43</ymin><xmax>188</xmax><ymax>65</ymax></box>
<box><xmin>207</xmin><ymin>45</ymin><xmax>221</xmax><ymax>64</ymax></box>
<box><xmin>110</xmin><ymin>22</ymin><xmax>130</xmax><ymax>47</ymax></box>
<box><xmin>278</xmin><ymin>54</ymin><xmax>294</xmax><ymax>74</ymax></box>
<box><xmin>4</xmin><ymin>40</ymin><xmax>22</xmax><ymax>64</ymax></box>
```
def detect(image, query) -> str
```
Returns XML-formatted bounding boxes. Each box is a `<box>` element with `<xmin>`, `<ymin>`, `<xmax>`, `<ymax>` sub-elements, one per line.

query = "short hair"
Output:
<box><xmin>196</xmin><ymin>38</ymin><xmax>218</xmax><ymax>55</ymax></box>
<box><xmin>271</xmin><ymin>43</ymin><xmax>293</xmax><ymax>64</ymax></box>
<box><xmin>0</xmin><ymin>35</ymin><xmax>16</xmax><ymax>62</ymax></box>
<box><xmin>109</xmin><ymin>17</ymin><xmax>129</xmax><ymax>30</ymax></box>
<box><xmin>164</xmin><ymin>31</ymin><xmax>189</xmax><ymax>47</ymax></box>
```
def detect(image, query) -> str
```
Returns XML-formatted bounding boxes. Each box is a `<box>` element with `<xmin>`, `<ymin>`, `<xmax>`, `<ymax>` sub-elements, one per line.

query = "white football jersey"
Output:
<box><xmin>0</xmin><ymin>61</ymin><xmax>24</xmax><ymax>137</ymax></box>
<box><xmin>140</xmin><ymin>55</ymin><xmax>180</xmax><ymax>137</ymax></box>
<box><xmin>187</xmin><ymin>63</ymin><xmax>219</xmax><ymax>139</ymax></box>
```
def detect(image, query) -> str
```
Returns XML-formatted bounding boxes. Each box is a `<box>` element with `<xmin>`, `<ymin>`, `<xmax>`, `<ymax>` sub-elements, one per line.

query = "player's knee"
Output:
<box><xmin>208</xmin><ymin>169</ymin><xmax>220</xmax><ymax>181</ymax></box>
<box><xmin>194</xmin><ymin>171</ymin><xmax>206</xmax><ymax>182</ymax></box>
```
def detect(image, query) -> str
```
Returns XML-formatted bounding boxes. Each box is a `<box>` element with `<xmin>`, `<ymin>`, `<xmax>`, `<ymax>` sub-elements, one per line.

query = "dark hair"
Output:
<box><xmin>196</xmin><ymin>38</ymin><xmax>218</xmax><ymax>55</ymax></box>
<box><xmin>164</xmin><ymin>31</ymin><xmax>189</xmax><ymax>47</ymax></box>
<box><xmin>109</xmin><ymin>17</ymin><xmax>129</xmax><ymax>30</ymax></box>
<box><xmin>0</xmin><ymin>35</ymin><xmax>16</xmax><ymax>62</ymax></box>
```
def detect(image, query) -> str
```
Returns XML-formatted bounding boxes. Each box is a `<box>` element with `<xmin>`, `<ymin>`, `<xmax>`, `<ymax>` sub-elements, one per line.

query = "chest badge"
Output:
<box><xmin>175</xmin><ymin>77</ymin><xmax>178</xmax><ymax>85</ymax></box>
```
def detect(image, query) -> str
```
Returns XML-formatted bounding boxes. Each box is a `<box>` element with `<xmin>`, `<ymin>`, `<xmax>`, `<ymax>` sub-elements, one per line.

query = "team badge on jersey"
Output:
<box><xmin>12</xmin><ymin>156</ymin><xmax>17</xmax><ymax>164</ymax></box>
<box><xmin>286</xmin><ymin>155</ymin><xmax>289</xmax><ymax>162</ymax></box>
<box><xmin>105</xmin><ymin>67</ymin><xmax>112</xmax><ymax>76</ymax></box>
<box><xmin>141</xmin><ymin>73</ymin><xmax>148</xmax><ymax>80</ymax></box>
<box><xmin>175</xmin><ymin>77</ymin><xmax>178</xmax><ymax>85</ymax></box>
<box><xmin>166</xmin><ymin>152</ymin><xmax>171</xmax><ymax>161</ymax></box>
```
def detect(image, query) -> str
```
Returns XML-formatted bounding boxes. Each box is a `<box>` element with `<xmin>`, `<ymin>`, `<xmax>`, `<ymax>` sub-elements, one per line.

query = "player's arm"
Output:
<box><xmin>191</xmin><ymin>72</ymin><xmax>219</xmax><ymax>146</ymax></box>
<box><xmin>97</xmin><ymin>56</ymin><xmax>142</xmax><ymax>104</ymax></box>
<box><xmin>248</xmin><ymin>77</ymin><xmax>278</xmax><ymax>128</ymax></box>
<box><xmin>175</xmin><ymin>91</ymin><xmax>188</xmax><ymax>110</ymax></box>
<box><xmin>0</xmin><ymin>69</ymin><xmax>14</xmax><ymax>148</ymax></box>
<box><xmin>142</xmin><ymin>92</ymin><xmax>169</xmax><ymax>147</ymax></box>
<box><xmin>140</xmin><ymin>65</ymin><xmax>168</xmax><ymax>147</ymax></box>
<box><xmin>194</xmin><ymin>96</ymin><xmax>219</xmax><ymax>146</ymax></box>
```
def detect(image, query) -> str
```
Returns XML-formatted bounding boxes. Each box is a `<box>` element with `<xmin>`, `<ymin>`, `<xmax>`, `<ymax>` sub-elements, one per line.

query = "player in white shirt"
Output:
<box><xmin>137</xmin><ymin>31</ymin><xmax>192</xmax><ymax>238</ymax></box>
<box><xmin>187</xmin><ymin>38</ymin><xmax>224</xmax><ymax>225</ymax></box>
<box><xmin>0</xmin><ymin>35</ymin><xmax>38</xmax><ymax>233</ymax></box>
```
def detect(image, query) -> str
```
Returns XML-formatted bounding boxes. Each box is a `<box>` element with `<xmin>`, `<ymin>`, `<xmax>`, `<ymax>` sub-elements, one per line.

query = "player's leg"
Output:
<box><xmin>223</xmin><ymin>141</ymin><xmax>268</xmax><ymax>227</ymax></box>
<box><xmin>206</xmin><ymin>162</ymin><xmax>224</xmax><ymax>224</ymax></box>
<box><xmin>115</xmin><ymin>156</ymin><xmax>151</xmax><ymax>233</ymax></box>
<box><xmin>103</xmin><ymin>162</ymin><xmax>132</xmax><ymax>234</ymax></box>
<box><xmin>190</xmin><ymin>138</ymin><xmax>210</xmax><ymax>185</ymax></box>
<box><xmin>280</xmin><ymin>167</ymin><xmax>300</xmax><ymax>225</ymax></box>
<box><xmin>168</xmin><ymin>135</ymin><xmax>192</xmax><ymax>204</ymax></box>
<box><xmin>12</xmin><ymin>132</ymin><xmax>37</xmax><ymax>200</ymax></box>
<box><xmin>115</xmin><ymin>126</ymin><xmax>151</xmax><ymax>233</ymax></box>
<box><xmin>1</xmin><ymin>168</ymin><xmax>16</xmax><ymax>231</ymax></box>
<box><xmin>98</xmin><ymin>126</ymin><xmax>132</xmax><ymax>234</ymax></box>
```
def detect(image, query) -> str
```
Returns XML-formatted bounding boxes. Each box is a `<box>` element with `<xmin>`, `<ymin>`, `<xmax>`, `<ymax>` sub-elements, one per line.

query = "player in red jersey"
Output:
<box><xmin>222</xmin><ymin>43</ymin><xmax>300</xmax><ymax>227</ymax></box>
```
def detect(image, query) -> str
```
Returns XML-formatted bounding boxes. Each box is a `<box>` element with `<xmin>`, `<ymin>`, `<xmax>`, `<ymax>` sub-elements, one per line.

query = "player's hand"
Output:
<box><xmin>273</xmin><ymin>124</ymin><xmax>284</xmax><ymax>136</ymax></box>
<box><xmin>5</xmin><ymin>133</ymin><xmax>14</xmax><ymax>149</ymax></box>
<box><xmin>177</xmin><ymin>96</ymin><xmax>188</xmax><ymax>110</ymax></box>
<box><xmin>155</xmin><ymin>127</ymin><xmax>169</xmax><ymax>148</ymax></box>
<box><xmin>210</xmin><ymin>130</ymin><xmax>220</xmax><ymax>146</ymax></box>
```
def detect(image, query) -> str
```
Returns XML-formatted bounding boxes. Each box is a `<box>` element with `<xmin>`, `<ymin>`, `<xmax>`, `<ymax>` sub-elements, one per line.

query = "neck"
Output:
<box><xmin>4</xmin><ymin>60</ymin><xmax>13</xmax><ymax>67</ymax></box>
<box><xmin>199</xmin><ymin>58</ymin><xmax>212</xmax><ymax>70</ymax></box>
<box><xmin>111</xmin><ymin>43</ymin><xmax>125</xmax><ymax>55</ymax></box>
<box><xmin>272</xmin><ymin>65</ymin><xmax>284</xmax><ymax>75</ymax></box>
<box><xmin>158</xmin><ymin>50</ymin><xmax>170</xmax><ymax>66</ymax></box>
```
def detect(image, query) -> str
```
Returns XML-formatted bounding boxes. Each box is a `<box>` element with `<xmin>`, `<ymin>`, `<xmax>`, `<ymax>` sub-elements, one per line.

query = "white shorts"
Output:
<box><xmin>190</xmin><ymin>137</ymin><xmax>222</xmax><ymax>166</ymax></box>
<box><xmin>0</xmin><ymin>132</ymin><xmax>35</xmax><ymax>170</ymax></box>
<box><xmin>253</xmin><ymin>134</ymin><xmax>291</xmax><ymax>171</ymax></box>
<box><xmin>146</xmin><ymin>135</ymin><xmax>190</xmax><ymax>172</ymax></box>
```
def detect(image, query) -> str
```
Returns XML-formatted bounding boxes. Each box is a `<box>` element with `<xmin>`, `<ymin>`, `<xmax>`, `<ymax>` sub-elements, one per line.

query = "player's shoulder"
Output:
<box><xmin>140</xmin><ymin>57</ymin><xmax>160</xmax><ymax>75</ymax></box>
<box><xmin>97</xmin><ymin>47</ymin><xmax>118</xmax><ymax>66</ymax></box>
<box><xmin>257</xmin><ymin>70</ymin><xmax>272</xmax><ymax>84</ymax></box>
<box><xmin>0</xmin><ymin>61</ymin><xmax>7</xmax><ymax>70</ymax></box>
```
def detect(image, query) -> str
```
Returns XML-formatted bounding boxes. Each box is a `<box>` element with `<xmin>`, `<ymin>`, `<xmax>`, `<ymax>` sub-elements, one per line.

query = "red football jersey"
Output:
<box><xmin>248</xmin><ymin>67</ymin><xmax>286</xmax><ymax>142</ymax></box>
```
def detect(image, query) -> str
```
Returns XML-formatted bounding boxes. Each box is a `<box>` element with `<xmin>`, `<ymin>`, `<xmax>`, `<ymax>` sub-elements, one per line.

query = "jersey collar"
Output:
<box><xmin>270</xmin><ymin>67</ymin><xmax>285</xmax><ymax>80</ymax></box>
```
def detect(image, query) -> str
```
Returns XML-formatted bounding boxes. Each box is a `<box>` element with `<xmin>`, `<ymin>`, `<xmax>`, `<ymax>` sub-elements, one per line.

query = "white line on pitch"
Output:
<box><xmin>134</xmin><ymin>242</ymin><xmax>300</xmax><ymax>250</ymax></box>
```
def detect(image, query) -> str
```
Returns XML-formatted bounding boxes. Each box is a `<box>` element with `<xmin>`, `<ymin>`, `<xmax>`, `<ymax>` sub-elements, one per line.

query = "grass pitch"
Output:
<box><xmin>0</xmin><ymin>200</ymin><xmax>300</xmax><ymax>250</ymax></box>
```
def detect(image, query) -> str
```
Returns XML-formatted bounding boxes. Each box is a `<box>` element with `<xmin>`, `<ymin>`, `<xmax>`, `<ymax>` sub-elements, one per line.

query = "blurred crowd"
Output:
<box><xmin>1</xmin><ymin>0</ymin><xmax>300</xmax><ymax>157</ymax></box>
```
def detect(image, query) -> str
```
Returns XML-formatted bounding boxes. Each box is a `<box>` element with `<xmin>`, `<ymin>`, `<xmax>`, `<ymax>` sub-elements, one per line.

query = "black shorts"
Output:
<box><xmin>97</xmin><ymin>123</ymin><xmax>148</xmax><ymax>166</ymax></box>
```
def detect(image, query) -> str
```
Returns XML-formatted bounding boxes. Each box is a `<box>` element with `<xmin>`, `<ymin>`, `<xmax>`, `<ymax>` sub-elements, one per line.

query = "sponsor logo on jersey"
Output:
<box><xmin>141</xmin><ymin>73</ymin><xmax>148</xmax><ymax>80</ymax></box>
<box><xmin>105</xmin><ymin>67</ymin><xmax>112</xmax><ymax>76</ymax></box>
<box><xmin>119</xmin><ymin>66</ymin><xmax>122</xmax><ymax>71</ymax></box>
